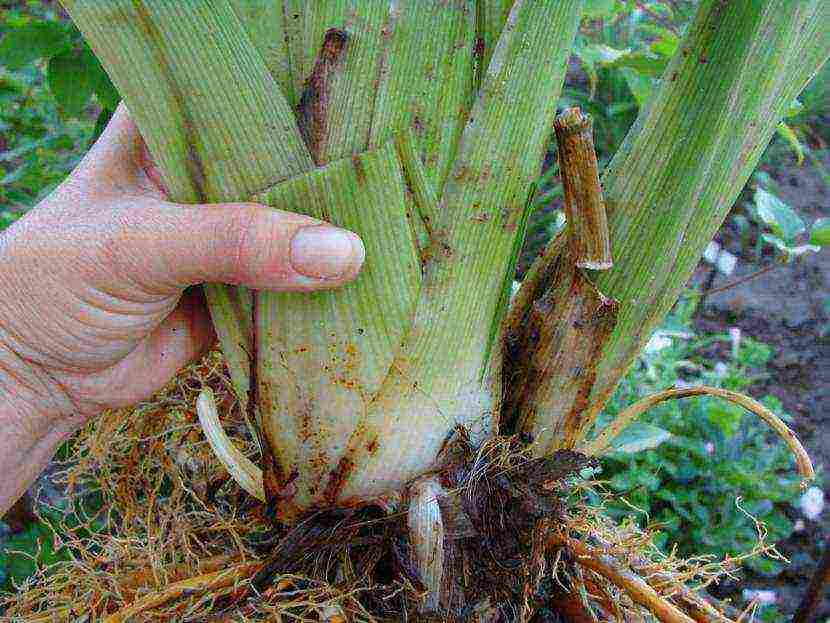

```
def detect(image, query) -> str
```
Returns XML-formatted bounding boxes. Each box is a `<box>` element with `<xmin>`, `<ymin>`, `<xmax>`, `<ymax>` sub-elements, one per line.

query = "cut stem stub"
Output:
<box><xmin>554</xmin><ymin>107</ymin><xmax>613</xmax><ymax>271</ymax></box>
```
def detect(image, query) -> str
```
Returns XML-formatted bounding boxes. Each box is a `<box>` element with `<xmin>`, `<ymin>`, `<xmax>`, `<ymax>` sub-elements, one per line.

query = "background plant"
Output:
<box><xmin>594</xmin><ymin>298</ymin><xmax>809</xmax><ymax>577</ymax></box>
<box><xmin>0</xmin><ymin>1</ymin><xmax>117</xmax><ymax>218</ymax></box>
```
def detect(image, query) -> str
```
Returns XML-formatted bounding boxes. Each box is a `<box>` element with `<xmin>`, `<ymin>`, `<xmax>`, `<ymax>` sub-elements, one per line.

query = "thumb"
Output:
<box><xmin>112</xmin><ymin>200</ymin><xmax>365</xmax><ymax>293</ymax></box>
<box><xmin>71</xmin><ymin>103</ymin><xmax>165</xmax><ymax>199</ymax></box>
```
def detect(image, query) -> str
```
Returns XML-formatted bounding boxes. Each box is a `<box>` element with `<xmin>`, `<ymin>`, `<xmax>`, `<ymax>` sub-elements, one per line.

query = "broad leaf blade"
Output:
<box><xmin>611</xmin><ymin>422</ymin><xmax>672</xmax><ymax>454</ymax></box>
<box><xmin>254</xmin><ymin>139</ymin><xmax>421</xmax><ymax>516</ymax></box>
<box><xmin>0</xmin><ymin>20</ymin><xmax>71</xmax><ymax>69</ymax></box>
<box><xmin>754</xmin><ymin>187</ymin><xmax>805</xmax><ymax>241</ymax></box>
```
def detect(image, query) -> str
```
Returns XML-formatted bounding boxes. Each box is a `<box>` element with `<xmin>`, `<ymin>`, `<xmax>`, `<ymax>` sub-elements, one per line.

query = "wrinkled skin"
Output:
<box><xmin>0</xmin><ymin>105</ymin><xmax>365</xmax><ymax>514</ymax></box>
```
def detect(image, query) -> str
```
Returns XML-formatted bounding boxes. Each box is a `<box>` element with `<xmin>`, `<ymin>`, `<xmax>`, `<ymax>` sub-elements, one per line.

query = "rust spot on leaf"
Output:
<box><xmin>352</xmin><ymin>154</ymin><xmax>367</xmax><ymax>185</ymax></box>
<box><xmin>297</xmin><ymin>28</ymin><xmax>349</xmax><ymax>164</ymax></box>
<box><xmin>323</xmin><ymin>455</ymin><xmax>356</xmax><ymax>505</ymax></box>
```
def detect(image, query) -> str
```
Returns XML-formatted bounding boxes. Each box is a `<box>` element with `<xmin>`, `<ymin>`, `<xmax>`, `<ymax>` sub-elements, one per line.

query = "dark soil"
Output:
<box><xmin>692</xmin><ymin>150</ymin><xmax>829</xmax><ymax>616</ymax></box>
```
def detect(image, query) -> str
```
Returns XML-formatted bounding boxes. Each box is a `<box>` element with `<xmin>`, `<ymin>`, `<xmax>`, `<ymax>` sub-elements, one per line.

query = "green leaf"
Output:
<box><xmin>760</xmin><ymin>234</ymin><xmax>818</xmax><ymax>260</ymax></box>
<box><xmin>784</xmin><ymin>98</ymin><xmax>804</xmax><ymax>117</ymax></box>
<box><xmin>82</xmin><ymin>46</ymin><xmax>121</xmax><ymax>110</ymax></box>
<box><xmin>611</xmin><ymin>422</ymin><xmax>672</xmax><ymax>453</ymax></box>
<box><xmin>0</xmin><ymin>20</ymin><xmax>71</xmax><ymax>69</ymax></box>
<box><xmin>776</xmin><ymin>122</ymin><xmax>804</xmax><ymax>165</ymax></box>
<box><xmin>581</xmin><ymin>44</ymin><xmax>630</xmax><ymax>65</ymax></box>
<box><xmin>619</xmin><ymin>67</ymin><xmax>655</xmax><ymax>107</ymax></box>
<box><xmin>0</xmin><ymin>520</ymin><xmax>65</xmax><ymax>590</ymax></box>
<box><xmin>760</xmin><ymin>232</ymin><xmax>787</xmax><ymax>254</ymax></box>
<box><xmin>583</xmin><ymin>0</ymin><xmax>618</xmax><ymax>19</ymax></box>
<box><xmin>47</xmin><ymin>50</ymin><xmax>95</xmax><ymax>117</ymax></box>
<box><xmin>650</xmin><ymin>34</ymin><xmax>680</xmax><ymax>59</ymax></box>
<box><xmin>575</xmin><ymin>44</ymin><xmax>628</xmax><ymax>98</ymax></box>
<box><xmin>608</xmin><ymin>51</ymin><xmax>669</xmax><ymax>77</ymax></box>
<box><xmin>753</xmin><ymin>187</ymin><xmax>805</xmax><ymax>242</ymax></box>
<box><xmin>706</xmin><ymin>401</ymin><xmax>742</xmax><ymax>437</ymax></box>
<box><xmin>810</xmin><ymin>217</ymin><xmax>830</xmax><ymax>246</ymax></box>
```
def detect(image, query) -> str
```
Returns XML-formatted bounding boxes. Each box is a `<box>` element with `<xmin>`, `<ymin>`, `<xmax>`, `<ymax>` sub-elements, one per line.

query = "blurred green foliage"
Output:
<box><xmin>0</xmin><ymin>1</ymin><xmax>119</xmax><ymax>216</ymax></box>
<box><xmin>525</xmin><ymin>0</ymin><xmax>829</xmax><ymax>264</ymax></box>
<box><xmin>0</xmin><ymin>510</ymin><xmax>67</xmax><ymax>590</ymax></box>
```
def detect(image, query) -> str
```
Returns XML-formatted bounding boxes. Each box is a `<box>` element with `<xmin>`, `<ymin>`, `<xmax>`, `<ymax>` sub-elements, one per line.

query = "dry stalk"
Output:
<box><xmin>582</xmin><ymin>386</ymin><xmax>814</xmax><ymax>483</ymax></box>
<box><xmin>554</xmin><ymin>107</ymin><xmax>612</xmax><ymax>270</ymax></box>
<box><xmin>548</xmin><ymin>534</ymin><xmax>697</xmax><ymax>623</ymax></box>
<box><xmin>100</xmin><ymin>560</ymin><xmax>263</xmax><ymax>622</ymax></box>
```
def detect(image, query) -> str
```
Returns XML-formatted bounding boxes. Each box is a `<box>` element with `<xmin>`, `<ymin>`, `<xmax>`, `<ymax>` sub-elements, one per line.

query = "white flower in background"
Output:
<box><xmin>644</xmin><ymin>328</ymin><xmax>693</xmax><ymax>356</ymax></box>
<box><xmin>742</xmin><ymin>589</ymin><xmax>777</xmax><ymax>606</ymax></box>
<box><xmin>645</xmin><ymin>333</ymin><xmax>672</xmax><ymax>353</ymax></box>
<box><xmin>729</xmin><ymin>327</ymin><xmax>742</xmax><ymax>359</ymax></box>
<box><xmin>703</xmin><ymin>241</ymin><xmax>721</xmax><ymax>264</ymax></box>
<box><xmin>714</xmin><ymin>361</ymin><xmax>729</xmax><ymax>378</ymax></box>
<box><xmin>704</xmin><ymin>442</ymin><xmax>715</xmax><ymax>455</ymax></box>
<box><xmin>701</xmin><ymin>240</ymin><xmax>737</xmax><ymax>276</ymax></box>
<box><xmin>716</xmin><ymin>250</ymin><xmax>737</xmax><ymax>276</ymax></box>
<box><xmin>800</xmin><ymin>487</ymin><xmax>825</xmax><ymax>521</ymax></box>
<box><xmin>793</xmin><ymin>519</ymin><xmax>806</xmax><ymax>533</ymax></box>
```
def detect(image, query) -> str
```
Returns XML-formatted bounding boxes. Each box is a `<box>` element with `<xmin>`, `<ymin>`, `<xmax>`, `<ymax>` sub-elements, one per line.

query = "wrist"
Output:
<box><xmin>0</xmin><ymin>340</ymin><xmax>80</xmax><ymax>440</ymax></box>
<box><xmin>0</xmin><ymin>342</ymin><xmax>81</xmax><ymax>515</ymax></box>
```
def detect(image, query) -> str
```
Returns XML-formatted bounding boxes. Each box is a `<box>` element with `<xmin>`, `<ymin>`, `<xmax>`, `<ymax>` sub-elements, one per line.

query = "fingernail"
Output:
<box><xmin>290</xmin><ymin>225</ymin><xmax>365</xmax><ymax>280</ymax></box>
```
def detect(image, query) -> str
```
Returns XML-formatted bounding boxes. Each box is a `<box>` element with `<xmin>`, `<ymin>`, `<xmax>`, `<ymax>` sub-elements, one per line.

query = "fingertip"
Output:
<box><xmin>288</xmin><ymin>225</ymin><xmax>365</xmax><ymax>283</ymax></box>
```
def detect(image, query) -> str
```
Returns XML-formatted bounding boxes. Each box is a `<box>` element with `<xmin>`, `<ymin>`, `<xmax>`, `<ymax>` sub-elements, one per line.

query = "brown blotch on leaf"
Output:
<box><xmin>323</xmin><ymin>455</ymin><xmax>357</xmax><ymax>505</ymax></box>
<box><xmin>297</xmin><ymin>28</ymin><xmax>349</xmax><ymax>165</ymax></box>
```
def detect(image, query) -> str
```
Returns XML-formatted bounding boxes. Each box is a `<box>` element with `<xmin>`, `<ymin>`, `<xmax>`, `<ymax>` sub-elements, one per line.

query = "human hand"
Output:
<box><xmin>0</xmin><ymin>103</ymin><xmax>364</xmax><ymax>436</ymax></box>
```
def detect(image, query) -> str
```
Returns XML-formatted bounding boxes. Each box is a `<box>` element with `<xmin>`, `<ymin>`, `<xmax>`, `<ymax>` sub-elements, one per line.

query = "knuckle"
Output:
<box><xmin>222</xmin><ymin>207</ymin><xmax>285</xmax><ymax>285</ymax></box>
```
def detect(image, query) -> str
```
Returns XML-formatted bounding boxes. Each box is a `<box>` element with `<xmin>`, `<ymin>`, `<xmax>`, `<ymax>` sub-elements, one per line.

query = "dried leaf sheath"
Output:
<box><xmin>504</xmin><ymin>260</ymin><xmax>618</xmax><ymax>455</ymax></box>
<box><xmin>554</xmin><ymin>107</ymin><xmax>612</xmax><ymax>271</ymax></box>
